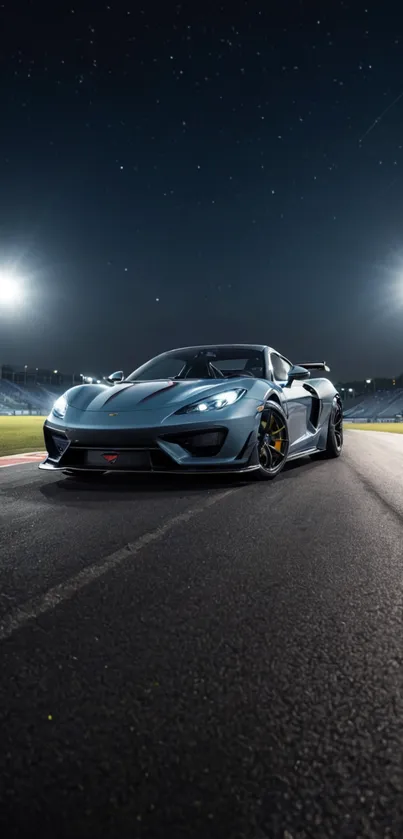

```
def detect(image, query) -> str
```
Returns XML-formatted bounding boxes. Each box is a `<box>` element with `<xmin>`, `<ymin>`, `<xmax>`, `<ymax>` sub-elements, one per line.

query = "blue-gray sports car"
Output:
<box><xmin>39</xmin><ymin>344</ymin><xmax>343</xmax><ymax>480</ymax></box>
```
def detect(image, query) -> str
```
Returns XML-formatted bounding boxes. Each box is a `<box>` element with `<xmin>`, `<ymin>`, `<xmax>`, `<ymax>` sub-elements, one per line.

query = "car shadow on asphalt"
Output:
<box><xmin>38</xmin><ymin>454</ymin><xmax>321</xmax><ymax>504</ymax></box>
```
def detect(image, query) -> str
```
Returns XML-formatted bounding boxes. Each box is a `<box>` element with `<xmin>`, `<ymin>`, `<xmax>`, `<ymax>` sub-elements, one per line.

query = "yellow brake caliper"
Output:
<box><xmin>261</xmin><ymin>413</ymin><xmax>284</xmax><ymax>454</ymax></box>
<box><xmin>269</xmin><ymin>414</ymin><xmax>285</xmax><ymax>451</ymax></box>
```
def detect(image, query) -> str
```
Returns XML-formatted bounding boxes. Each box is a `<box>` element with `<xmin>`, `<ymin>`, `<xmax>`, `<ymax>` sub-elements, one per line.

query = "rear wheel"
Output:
<box><xmin>252</xmin><ymin>400</ymin><xmax>289</xmax><ymax>480</ymax></box>
<box><xmin>318</xmin><ymin>397</ymin><xmax>343</xmax><ymax>459</ymax></box>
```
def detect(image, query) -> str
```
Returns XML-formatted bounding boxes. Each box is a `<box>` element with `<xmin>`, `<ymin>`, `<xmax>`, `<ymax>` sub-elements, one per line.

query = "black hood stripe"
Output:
<box><xmin>102</xmin><ymin>383</ymin><xmax>136</xmax><ymax>406</ymax></box>
<box><xmin>138</xmin><ymin>381</ymin><xmax>179</xmax><ymax>404</ymax></box>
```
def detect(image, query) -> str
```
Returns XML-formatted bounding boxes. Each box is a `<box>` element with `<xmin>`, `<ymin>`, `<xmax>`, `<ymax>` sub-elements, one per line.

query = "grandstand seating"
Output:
<box><xmin>344</xmin><ymin>389</ymin><xmax>403</xmax><ymax>420</ymax></box>
<box><xmin>0</xmin><ymin>380</ymin><xmax>65</xmax><ymax>415</ymax></box>
<box><xmin>376</xmin><ymin>389</ymin><xmax>403</xmax><ymax>417</ymax></box>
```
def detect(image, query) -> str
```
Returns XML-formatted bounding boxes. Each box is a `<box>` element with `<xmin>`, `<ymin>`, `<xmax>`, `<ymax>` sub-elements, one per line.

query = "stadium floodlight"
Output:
<box><xmin>366</xmin><ymin>379</ymin><xmax>371</xmax><ymax>384</ymax></box>
<box><xmin>0</xmin><ymin>270</ymin><xmax>22</xmax><ymax>305</ymax></box>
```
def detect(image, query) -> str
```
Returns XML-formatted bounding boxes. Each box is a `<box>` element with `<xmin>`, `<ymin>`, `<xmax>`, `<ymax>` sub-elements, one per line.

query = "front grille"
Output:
<box><xmin>61</xmin><ymin>448</ymin><xmax>87</xmax><ymax>467</ymax></box>
<box><xmin>150</xmin><ymin>449</ymin><xmax>176</xmax><ymax>470</ymax></box>
<box><xmin>66</xmin><ymin>429</ymin><xmax>160</xmax><ymax>448</ymax></box>
<box><xmin>61</xmin><ymin>448</ymin><xmax>153</xmax><ymax>470</ymax></box>
<box><xmin>162</xmin><ymin>428</ymin><xmax>227</xmax><ymax>457</ymax></box>
<box><xmin>44</xmin><ymin>423</ymin><xmax>229</xmax><ymax>468</ymax></box>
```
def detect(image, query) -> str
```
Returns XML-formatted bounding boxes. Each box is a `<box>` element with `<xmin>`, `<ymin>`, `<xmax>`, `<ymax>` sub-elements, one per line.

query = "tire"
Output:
<box><xmin>251</xmin><ymin>400</ymin><xmax>290</xmax><ymax>480</ymax></box>
<box><xmin>320</xmin><ymin>397</ymin><xmax>343</xmax><ymax>459</ymax></box>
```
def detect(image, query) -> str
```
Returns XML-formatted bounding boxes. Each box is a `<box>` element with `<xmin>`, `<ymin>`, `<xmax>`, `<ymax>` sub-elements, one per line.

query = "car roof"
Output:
<box><xmin>161</xmin><ymin>344</ymin><xmax>269</xmax><ymax>354</ymax></box>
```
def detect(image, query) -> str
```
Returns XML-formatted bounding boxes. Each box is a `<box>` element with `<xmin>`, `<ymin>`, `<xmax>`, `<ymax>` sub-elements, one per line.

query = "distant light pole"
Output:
<box><xmin>366</xmin><ymin>378</ymin><xmax>376</xmax><ymax>394</ymax></box>
<box><xmin>24</xmin><ymin>364</ymin><xmax>27</xmax><ymax>385</ymax></box>
<box><xmin>348</xmin><ymin>387</ymin><xmax>355</xmax><ymax>398</ymax></box>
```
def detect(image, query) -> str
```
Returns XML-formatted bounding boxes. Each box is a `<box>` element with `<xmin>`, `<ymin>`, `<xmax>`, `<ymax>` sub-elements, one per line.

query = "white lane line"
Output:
<box><xmin>0</xmin><ymin>488</ymin><xmax>236</xmax><ymax>642</ymax></box>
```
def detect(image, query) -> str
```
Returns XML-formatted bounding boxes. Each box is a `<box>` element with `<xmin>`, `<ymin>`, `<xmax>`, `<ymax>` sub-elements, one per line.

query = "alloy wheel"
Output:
<box><xmin>258</xmin><ymin>404</ymin><xmax>289</xmax><ymax>475</ymax></box>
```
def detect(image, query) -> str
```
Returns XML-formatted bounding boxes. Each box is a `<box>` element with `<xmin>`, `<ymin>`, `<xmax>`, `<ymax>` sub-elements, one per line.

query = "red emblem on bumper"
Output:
<box><xmin>103</xmin><ymin>453</ymin><xmax>119</xmax><ymax>463</ymax></box>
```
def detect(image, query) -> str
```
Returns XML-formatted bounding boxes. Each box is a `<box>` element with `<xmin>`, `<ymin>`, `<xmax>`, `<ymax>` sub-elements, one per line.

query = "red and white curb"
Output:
<box><xmin>0</xmin><ymin>452</ymin><xmax>46</xmax><ymax>468</ymax></box>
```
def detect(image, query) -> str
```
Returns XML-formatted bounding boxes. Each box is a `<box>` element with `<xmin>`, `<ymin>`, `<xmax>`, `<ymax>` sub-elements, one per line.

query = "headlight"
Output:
<box><xmin>52</xmin><ymin>394</ymin><xmax>68</xmax><ymax>419</ymax></box>
<box><xmin>177</xmin><ymin>389</ymin><xmax>247</xmax><ymax>414</ymax></box>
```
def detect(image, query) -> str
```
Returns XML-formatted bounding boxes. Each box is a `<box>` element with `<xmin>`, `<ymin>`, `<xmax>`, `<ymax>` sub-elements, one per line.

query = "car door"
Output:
<box><xmin>269</xmin><ymin>352</ymin><xmax>314</xmax><ymax>453</ymax></box>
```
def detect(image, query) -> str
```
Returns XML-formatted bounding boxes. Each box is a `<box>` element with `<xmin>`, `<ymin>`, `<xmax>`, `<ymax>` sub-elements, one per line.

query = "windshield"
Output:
<box><xmin>127</xmin><ymin>347</ymin><xmax>266</xmax><ymax>381</ymax></box>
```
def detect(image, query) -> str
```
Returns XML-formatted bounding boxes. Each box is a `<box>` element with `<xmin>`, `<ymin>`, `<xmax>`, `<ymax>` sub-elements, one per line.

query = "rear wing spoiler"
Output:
<box><xmin>297</xmin><ymin>361</ymin><xmax>330</xmax><ymax>372</ymax></box>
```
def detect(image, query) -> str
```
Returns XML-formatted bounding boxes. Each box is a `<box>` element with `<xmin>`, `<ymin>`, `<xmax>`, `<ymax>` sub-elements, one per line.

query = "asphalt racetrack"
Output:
<box><xmin>1</xmin><ymin>430</ymin><xmax>403</xmax><ymax>838</ymax></box>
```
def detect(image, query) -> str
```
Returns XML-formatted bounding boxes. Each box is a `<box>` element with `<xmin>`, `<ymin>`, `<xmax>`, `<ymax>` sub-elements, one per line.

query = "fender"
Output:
<box><xmin>262</xmin><ymin>383</ymin><xmax>289</xmax><ymax>417</ymax></box>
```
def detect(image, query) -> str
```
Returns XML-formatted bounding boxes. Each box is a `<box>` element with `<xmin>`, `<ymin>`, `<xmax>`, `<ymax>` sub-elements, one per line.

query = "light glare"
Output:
<box><xmin>0</xmin><ymin>271</ymin><xmax>21</xmax><ymax>305</ymax></box>
<box><xmin>52</xmin><ymin>394</ymin><xmax>68</xmax><ymax>419</ymax></box>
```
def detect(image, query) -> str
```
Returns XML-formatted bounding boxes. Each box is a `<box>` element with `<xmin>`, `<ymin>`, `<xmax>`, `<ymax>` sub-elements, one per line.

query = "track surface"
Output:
<box><xmin>1</xmin><ymin>430</ymin><xmax>403</xmax><ymax>838</ymax></box>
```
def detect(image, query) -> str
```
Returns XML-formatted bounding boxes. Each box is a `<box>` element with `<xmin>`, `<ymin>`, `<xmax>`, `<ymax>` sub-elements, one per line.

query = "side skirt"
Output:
<box><xmin>286</xmin><ymin>447</ymin><xmax>321</xmax><ymax>462</ymax></box>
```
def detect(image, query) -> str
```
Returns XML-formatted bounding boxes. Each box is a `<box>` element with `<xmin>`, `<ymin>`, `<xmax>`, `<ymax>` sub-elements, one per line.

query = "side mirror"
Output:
<box><xmin>107</xmin><ymin>370</ymin><xmax>124</xmax><ymax>383</ymax></box>
<box><xmin>286</xmin><ymin>365</ymin><xmax>310</xmax><ymax>386</ymax></box>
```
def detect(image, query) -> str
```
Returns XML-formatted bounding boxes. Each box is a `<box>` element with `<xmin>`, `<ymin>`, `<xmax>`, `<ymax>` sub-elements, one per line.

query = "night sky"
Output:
<box><xmin>1</xmin><ymin>1</ymin><xmax>403</xmax><ymax>380</ymax></box>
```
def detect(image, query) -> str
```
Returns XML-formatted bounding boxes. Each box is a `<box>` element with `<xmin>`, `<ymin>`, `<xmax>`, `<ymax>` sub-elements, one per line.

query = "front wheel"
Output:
<box><xmin>252</xmin><ymin>400</ymin><xmax>290</xmax><ymax>481</ymax></box>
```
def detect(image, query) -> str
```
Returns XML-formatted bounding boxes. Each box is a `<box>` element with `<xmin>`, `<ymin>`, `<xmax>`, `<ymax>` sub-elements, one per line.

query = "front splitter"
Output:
<box><xmin>39</xmin><ymin>460</ymin><xmax>260</xmax><ymax>476</ymax></box>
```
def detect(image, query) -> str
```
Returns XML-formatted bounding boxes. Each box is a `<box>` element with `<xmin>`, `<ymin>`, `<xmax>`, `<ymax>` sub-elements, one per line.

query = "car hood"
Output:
<box><xmin>66</xmin><ymin>379</ymin><xmax>253</xmax><ymax>412</ymax></box>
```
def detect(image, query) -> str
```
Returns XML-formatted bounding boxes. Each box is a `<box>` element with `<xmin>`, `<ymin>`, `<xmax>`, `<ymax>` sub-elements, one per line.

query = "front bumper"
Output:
<box><xmin>39</xmin><ymin>418</ymin><xmax>260</xmax><ymax>474</ymax></box>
